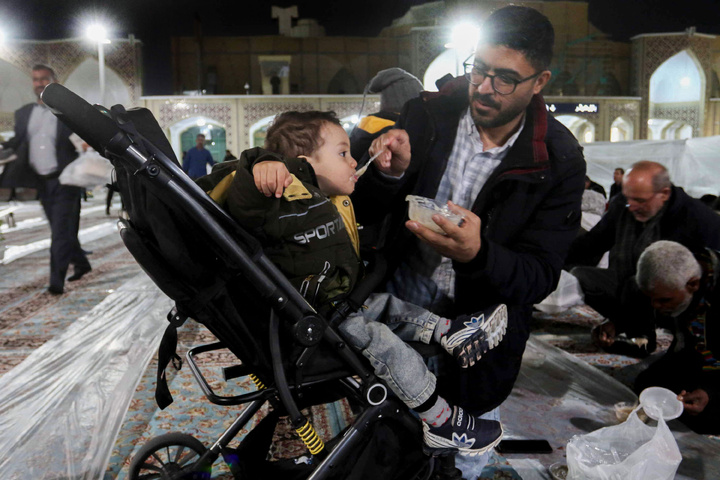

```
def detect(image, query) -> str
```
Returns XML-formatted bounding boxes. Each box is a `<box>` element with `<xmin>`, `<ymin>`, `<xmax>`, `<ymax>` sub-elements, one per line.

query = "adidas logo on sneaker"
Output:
<box><xmin>423</xmin><ymin>406</ymin><xmax>503</xmax><ymax>456</ymax></box>
<box><xmin>441</xmin><ymin>304</ymin><xmax>508</xmax><ymax>368</ymax></box>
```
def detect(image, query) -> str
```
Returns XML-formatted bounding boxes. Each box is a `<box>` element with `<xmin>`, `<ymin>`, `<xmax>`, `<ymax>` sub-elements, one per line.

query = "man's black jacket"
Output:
<box><xmin>0</xmin><ymin>103</ymin><xmax>78</xmax><ymax>189</ymax></box>
<box><xmin>567</xmin><ymin>185</ymin><xmax>720</xmax><ymax>270</ymax></box>
<box><xmin>352</xmin><ymin>76</ymin><xmax>586</xmax><ymax>414</ymax></box>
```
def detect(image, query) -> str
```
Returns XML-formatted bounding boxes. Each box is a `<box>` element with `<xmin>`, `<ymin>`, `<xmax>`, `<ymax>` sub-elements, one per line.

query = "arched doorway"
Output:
<box><xmin>555</xmin><ymin>115</ymin><xmax>596</xmax><ymax>143</ymax></box>
<box><xmin>169</xmin><ymin>116</ymin><xmax>226</xmax><ymax>165</ymax></box>
<box><xmin>423</xmin><ymin>49</ymin><xmax>459</xmax><ymax>92</ymax></box>
<box><xmin>249</xmin><ymin>115</ymin><xmax>276</xmax><ymax>149</ymax></box>
<box><xmin>610</xmin><ymin>116</ymin><xmax>634</xmax><ymax>142</ymax></box>
<box><xmin>0</xmin><ymin>59</ymin><xmax>35</xmax><ymax>113</ymax></box>
<box><xmin>647</xmin><ymin>119</ymin><xmax>693</xmax><ymax>140</ymax></box>
<box><xmin>648</xmin><ymin>49</ymin><xmax>704</xmax><ymax>139</ymax></box>
<box><xmin>64</xmin><ymin>58</ymin><xmax>132</xmax><ymax>107</ymax></box>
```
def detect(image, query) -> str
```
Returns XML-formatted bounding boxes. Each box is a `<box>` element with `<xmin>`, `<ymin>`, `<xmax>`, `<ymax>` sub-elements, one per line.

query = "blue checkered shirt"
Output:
<box><xmin>387</xmin><ymin>108</ymin><xmax>525</xmax><ymax>315</ymax></box>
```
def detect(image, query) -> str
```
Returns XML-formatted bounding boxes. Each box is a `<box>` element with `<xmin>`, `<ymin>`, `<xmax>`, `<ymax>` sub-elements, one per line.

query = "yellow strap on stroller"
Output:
<box><xmin>296</xmin><ymin>420</ymin><xmax>325</xmax><ymax>455</ymax></box>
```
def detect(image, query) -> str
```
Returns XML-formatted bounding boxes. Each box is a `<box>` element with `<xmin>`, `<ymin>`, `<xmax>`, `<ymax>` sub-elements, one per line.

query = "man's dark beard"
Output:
<box><xmin>470</xmin><ymin>92</ymin><xmax>526</xmax><ymax>130</ymax></box>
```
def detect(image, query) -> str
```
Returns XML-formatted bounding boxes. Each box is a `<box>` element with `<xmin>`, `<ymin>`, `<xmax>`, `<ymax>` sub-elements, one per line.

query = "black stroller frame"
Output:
<box><xmin>42</xmin><ymin>84</ymin><xmax>462</xmax><ymax>480</ymax></box>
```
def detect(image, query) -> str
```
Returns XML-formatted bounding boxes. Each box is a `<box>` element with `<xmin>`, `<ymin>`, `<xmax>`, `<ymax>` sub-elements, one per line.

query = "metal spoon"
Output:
<box><xmin>355</xmin><ymin>150</ymin><xmax>383</xmax><ymax>177</ymax></box>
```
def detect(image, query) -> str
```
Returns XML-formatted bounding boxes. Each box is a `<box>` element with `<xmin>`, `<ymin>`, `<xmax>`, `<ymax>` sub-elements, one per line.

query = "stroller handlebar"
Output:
<box><xmin>41</xmin><ymin>83</ymin><xmax>132</xmax><ymax>157</ymax></box>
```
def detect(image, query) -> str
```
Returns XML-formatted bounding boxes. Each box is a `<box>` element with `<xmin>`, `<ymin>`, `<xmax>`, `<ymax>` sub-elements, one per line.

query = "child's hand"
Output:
<box><xmin>252</xmin><ymin>161</ymin><xmax>293</xmax><ymax>198</ymax></box>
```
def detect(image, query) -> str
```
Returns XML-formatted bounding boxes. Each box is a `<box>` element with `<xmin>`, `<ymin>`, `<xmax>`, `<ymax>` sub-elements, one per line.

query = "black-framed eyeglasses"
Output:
<box><xmin>463</xmin><ymin>57</ymin><xmax>541</xmax><ymax>95</ymax></box>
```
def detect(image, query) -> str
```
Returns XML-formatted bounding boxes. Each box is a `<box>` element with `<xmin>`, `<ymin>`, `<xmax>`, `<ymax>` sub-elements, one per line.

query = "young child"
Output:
<box><xmin>196</xmin><ymin>111</ymin><xmax>507</xmax><ymax>455</ymax></box>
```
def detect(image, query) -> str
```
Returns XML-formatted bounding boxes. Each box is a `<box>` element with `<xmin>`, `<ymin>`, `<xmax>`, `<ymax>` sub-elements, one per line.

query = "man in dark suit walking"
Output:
<box><xmin>0</xmin><ymin>64</ymin><xmax>91</xmax><ymax>294</ymax></box>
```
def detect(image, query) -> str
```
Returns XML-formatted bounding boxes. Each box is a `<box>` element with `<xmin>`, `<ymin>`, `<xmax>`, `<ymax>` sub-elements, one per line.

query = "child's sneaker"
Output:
<box><xmin>440</xmin><ymin>304</ymin><xmax>507</xmax><ymax>368</ymax></box>
<box><xmin>423</xmin><ymin>406</ymin><xmax>503</xmax><ymax>455</ymax></box>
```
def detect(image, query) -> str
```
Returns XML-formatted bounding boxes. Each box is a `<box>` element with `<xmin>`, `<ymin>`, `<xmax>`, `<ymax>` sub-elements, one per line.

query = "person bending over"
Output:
<box><xmin>634</xmin><ymin>241</ymin><xmax>720</xmax><ymax>434</ymax></box>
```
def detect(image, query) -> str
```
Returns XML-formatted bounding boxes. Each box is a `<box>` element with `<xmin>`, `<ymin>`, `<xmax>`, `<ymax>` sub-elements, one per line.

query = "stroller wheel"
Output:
<box><xmin>128</xmin><ymin>432</ymin><xmax>210</xmax><ymax>480</ymax></box>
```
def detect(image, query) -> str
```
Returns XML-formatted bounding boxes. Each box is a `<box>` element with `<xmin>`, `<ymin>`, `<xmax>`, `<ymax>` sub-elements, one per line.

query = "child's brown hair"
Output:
<box><xmin>265</xmin><ymin>111</ymin><xmax>342</xmax><ymax>158</ymax></box>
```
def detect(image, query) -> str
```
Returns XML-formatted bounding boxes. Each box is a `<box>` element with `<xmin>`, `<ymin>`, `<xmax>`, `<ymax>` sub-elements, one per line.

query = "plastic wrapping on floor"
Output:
<box><xmin>502</xmin><ymin>336</ymin><xmax>720</xmax><ymax>480</ymax></box>
<box><xmin>0</xmin><ymin>274</ymin><xmax>171</xmax><ymax>479</ymax></box>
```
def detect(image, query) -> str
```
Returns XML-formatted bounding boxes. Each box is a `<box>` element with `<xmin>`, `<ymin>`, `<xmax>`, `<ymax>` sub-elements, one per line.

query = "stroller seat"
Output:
<box><xmin>40</xmin><ymin>84</ymin><xmax>452</xmax><ymax>480</ymax></box>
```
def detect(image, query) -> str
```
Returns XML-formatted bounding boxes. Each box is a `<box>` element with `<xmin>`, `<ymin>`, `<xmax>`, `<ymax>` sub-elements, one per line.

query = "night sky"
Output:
<box><xmin>2</xmin><ymin>0</ymin><xmax>719</xmax><ymax>94</ymax></box>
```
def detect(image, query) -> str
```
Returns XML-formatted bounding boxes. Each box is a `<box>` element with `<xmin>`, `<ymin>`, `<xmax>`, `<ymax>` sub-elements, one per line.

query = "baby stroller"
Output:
<box><xmin>42</xmin><ymin>84</ymin><xmax>463</xmax><ymax>480</ymax></box>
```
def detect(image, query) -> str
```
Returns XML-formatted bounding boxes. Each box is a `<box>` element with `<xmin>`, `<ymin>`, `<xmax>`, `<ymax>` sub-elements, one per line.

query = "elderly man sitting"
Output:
<box><xmin>633</xmin><ymin>241</ymin><xmax>719</xmax><ymax>434</ymax></box>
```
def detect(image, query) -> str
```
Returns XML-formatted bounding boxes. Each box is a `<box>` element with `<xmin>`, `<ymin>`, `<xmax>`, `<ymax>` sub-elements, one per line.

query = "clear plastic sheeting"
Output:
<box><xmin>0</xmin><ymin>274</ymin><xmax>171</xmax><ymax>479</ymax></box>
<box><xmin>582</xmin><ymin>136</ymin><xmax>720</xmax><ymax>198</ymax></box>
<box><xmin>501</xmin><ymin>336</ymin><xmax>720</xmax><ymax>480</ymax></box>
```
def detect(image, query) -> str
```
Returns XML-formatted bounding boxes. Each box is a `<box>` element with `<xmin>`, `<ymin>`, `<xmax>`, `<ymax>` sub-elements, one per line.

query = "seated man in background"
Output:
<box><xmin>609</xmin><ymin>167</ymin><xmax>624</xmax><ymax>200</ymax></box>
<box><xmin>584</xmin><ymin>175</ymin><xmax>606</xmax><ymax>199</ymax></box>
<box><xmin>567</xmin><ymin>161</ymin><xmax>720</xmax><ymax>356</ymax></box>
<box><xmin>634</xmin><ymin>241</ymin><xmax>719</xmax><ymax>434</ymax></box>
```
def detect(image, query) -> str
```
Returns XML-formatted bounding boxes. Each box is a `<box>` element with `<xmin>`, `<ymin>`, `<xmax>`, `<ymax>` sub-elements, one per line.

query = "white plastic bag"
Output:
<box><xmin>59</xmin><ymin>150</ymin><xmax>113</xmax><ymax>187</ymax></box>
<box><xmin>535</xmin><ymin>270</ymin><xmax>585</xmax><ymax>314</ymax></box>
<box><xmin>566</xmin><ymin>408</ymin><xmax>681</xmax><ymax>479</ymax></box>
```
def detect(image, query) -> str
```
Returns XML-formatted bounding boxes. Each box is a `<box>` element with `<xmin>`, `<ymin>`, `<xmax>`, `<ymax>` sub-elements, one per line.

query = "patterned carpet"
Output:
<box><xmin>105</xmin><ymin>321</ymin><xmax>359</xmax><ymax>479</ymax></box>
<box><xmin>532</xmin><ymin>303</ymin><xmax>675</xmax><ymax>387</ymax></box>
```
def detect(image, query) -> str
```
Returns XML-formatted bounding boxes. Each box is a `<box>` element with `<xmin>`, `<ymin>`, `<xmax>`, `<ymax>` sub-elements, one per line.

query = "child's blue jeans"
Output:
<box><xmin>337</xmin><ymin>292</ymin><xmax>442</xmax><ymax>409</ymax></box>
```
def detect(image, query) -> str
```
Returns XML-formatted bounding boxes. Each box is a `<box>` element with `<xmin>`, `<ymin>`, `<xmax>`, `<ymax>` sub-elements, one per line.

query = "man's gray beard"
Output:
<box><xmin>670</xmin><ymin>293</ymin><xmax>694</xmax><ymax>317</ymax></box>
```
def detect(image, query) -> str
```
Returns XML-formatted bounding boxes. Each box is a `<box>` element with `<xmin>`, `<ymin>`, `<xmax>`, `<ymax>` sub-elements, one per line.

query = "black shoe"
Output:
<box><xmin>423</xmin><ymin>406</ymin><xmax>503</xmax><ymax>455</ymax></box>
<box><xmin>441</xmin><ymin>304</ymin><xmax>508</xmax><ymax>368</ymax></box>
<box><xmin>48</xmin><ymin>285</ymin><xmax>64</xmax><ymax>295</ymax></box>
<box><xmin>68</xmin><ymin>265</ymin><xmax>92</xmax><ymax>282</ymax></box>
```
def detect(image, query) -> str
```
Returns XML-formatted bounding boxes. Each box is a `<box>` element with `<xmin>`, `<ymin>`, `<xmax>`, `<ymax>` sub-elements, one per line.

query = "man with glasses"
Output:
<box><xmin>567</xmin><ymin>161</ymin><xmax>720</xmax><ymax>356</ymax></box>
<box><xmin>352</xmin><ymin>6</ymin><xmax>586</xmax><ymax>476</ymax></box>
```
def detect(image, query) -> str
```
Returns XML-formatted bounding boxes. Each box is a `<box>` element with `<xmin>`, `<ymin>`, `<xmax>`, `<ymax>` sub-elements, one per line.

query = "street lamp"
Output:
<box><xmin>85</xmin><ymin>24</ymin><xmax>110</xmax><ymax>105</ymax></box>
<box><xmin>448</xmin><ymin>23</ymin><xmax>480</xmax><ymax>76</ymax></box>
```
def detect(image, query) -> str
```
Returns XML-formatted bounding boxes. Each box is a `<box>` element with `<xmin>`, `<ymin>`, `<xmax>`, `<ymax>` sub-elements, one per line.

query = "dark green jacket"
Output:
<box><xmin>197</xmin><ymin>147</ymin><xmax>361</xmax><ymax>307</ymax></box>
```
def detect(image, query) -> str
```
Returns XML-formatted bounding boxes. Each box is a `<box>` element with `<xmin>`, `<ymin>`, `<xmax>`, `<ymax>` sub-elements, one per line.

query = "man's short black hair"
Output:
<box><xmin>32</xmin><ymin>64</ymin><xmax>57</xmax><ymax>81</ymax></box>
<box><xmin>480</xmin><ymin>6</ymin><xmax>555</xmax><ymax>72</ymax></box>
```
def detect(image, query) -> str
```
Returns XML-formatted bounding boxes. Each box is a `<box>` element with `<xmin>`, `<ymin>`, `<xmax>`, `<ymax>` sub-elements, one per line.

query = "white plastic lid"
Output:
<box><xmin>639</xmin><ymin>387</ymin><xmax>684</xmax><ymax>421</ymax></box>
<box><xmin>405</xmin><ymin>195</ymin><xmax>464</xmax><ymax>234</ymax></box>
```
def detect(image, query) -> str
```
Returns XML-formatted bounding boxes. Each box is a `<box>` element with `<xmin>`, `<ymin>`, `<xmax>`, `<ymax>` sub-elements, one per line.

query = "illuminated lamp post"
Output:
<box><xmin>85</xmin><ymin>24</ymin><xmax>111</xmax><ymax>105</ymax></box>
<box><xmin>448</xmin><ymin>23</ymin><xmax>480</xmax><ymax>76</ymax></box>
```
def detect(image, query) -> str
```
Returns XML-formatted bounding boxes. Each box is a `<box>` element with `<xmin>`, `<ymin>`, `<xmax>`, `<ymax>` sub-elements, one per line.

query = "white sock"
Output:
<box><xmin>417</xmin><ymin>396</ymin><xmax>452</xmax><ymax>428</ymax></box>
<box><xmin>432</xmin><ymin>318</ymin><xmax>452</xmax><ymax>343</ymax></box>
